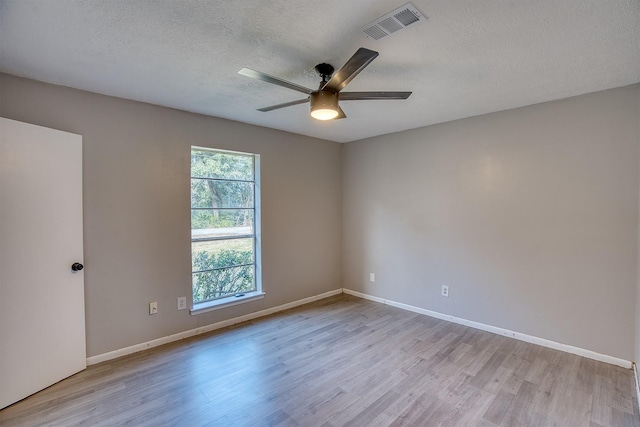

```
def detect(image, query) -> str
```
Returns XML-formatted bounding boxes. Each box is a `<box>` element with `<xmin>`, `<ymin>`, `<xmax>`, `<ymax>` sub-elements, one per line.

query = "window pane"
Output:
<box><xmin>191</xmin><ymin>179</ymin><xmax>254</xmax><ymax>209</ymax></box>
<box><xmin>192</xmin><ymin>265</ymin><xmax>255</xmax><ymax>303</ymax></box>
<box><xmin>190</xmin><ymin>147</ymin><xmax>260</xmax><ymax>307</ymax></box>
<box><xmin>192</xmin><ymin>238</ymin><xmax>254</xmax><ymax>272</ymax></box>
<box><xmin>191</xmin><ymin>209</ymin><xmax>254</xmax><ymax>237</ymax></box>
<box><xmin>191</xmin><ymin>150</ymin><xmax>253</xmax><ymax>181</ymax></box>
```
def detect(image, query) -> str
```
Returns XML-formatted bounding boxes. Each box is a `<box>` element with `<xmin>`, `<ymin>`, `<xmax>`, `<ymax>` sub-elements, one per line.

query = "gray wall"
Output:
<box><xmin>343</xmin><ymin>85</ymin><xmax>640</xmax><ymax>361</ymax></box>
<box><xmin>2</xmin><ymin>72</ymin><xmax>639</xmax><ymax>362</ymax></box>
<box><xmin>0</xmin><ymin>73</ymin><xmax>343</xmax><ymax>358</ymax></box>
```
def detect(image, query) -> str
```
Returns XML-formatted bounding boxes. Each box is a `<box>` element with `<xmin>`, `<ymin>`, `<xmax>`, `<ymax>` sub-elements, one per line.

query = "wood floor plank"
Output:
<box><xmin>0</xmin><ymin>294</ymin><xmax>637</xmax><ymax>426</ymax></box>
<box><xmin>482</xmin><ymin>390</ymin><xmax>515</xmax><ymax>425</ymax></box>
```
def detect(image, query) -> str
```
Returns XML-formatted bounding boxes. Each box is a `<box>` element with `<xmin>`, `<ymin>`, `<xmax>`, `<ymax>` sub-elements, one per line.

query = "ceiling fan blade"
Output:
<box><xmin>257</xmin><ymin>98</ymin><xmax>310</xmax><ymax>112</ymax></box>
<box><xmin>322</xmin><ymin>48</ymin><xmax>379</xmax><ymax>93</ymax></box>
<box><xmin>239</xmin><ymin>68</ymin><xmax>313</xmax><ymax>95</ymax></box>
<box><xmin>339</xmin><ymin>91</ymin><xmax>412</xmax><ymax>100</ymax></box>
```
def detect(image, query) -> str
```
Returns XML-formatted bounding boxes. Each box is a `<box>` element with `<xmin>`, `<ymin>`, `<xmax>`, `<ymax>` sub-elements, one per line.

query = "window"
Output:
<box><xmin>190</xmin><ymin>147</ymin><xmax>262</xmax><ymax>312</ymax></box>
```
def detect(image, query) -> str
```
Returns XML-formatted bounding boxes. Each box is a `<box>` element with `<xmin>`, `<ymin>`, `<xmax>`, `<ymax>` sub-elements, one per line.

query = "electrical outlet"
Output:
<box><xmin>370</xmin><ymin>273</ymin><xmax>375</xmax><ymax>282</ymax></box>
<box><xmin>149</xmin><ymin>301</ymin><xmax>158</xmax><ymax>315</ymax></box>
<box><xmin>441</xmin><ymin>285</ymin><xmax>449</xmax><ymax>297</ymax></box>
<box><xmin>177</xmin><ymin>296</ymin><xmax>187</xmax><ymax>310</ymax></box>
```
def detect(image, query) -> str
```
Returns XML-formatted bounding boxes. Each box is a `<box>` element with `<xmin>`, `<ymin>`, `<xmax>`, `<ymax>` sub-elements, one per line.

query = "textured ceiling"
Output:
<box><xmin>1</xmin><ymin>1</ymin><xmax>639</xmax><ymax>143</ymax></box>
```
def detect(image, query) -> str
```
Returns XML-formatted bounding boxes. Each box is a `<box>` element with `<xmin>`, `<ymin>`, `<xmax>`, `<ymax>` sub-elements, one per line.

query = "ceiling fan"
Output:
<box><xmin>238</xmin><ymin>47</ymin><xmax>411</xmax><ymax>121</ymax></box>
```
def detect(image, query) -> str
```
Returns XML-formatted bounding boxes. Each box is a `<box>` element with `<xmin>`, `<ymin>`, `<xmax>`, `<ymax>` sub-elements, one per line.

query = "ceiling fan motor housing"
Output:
<box><xmin>315</xmin><ymin>63</ymin><xmax>335</xmax><ymax>81</ymax></box>
<box><xmin>310</xmin><ymin>91</ymin><xmax>339</xmax><ymax>120</ymax></box>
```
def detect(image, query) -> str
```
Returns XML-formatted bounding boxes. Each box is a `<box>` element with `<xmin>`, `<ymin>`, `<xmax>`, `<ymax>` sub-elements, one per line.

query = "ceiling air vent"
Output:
<box><xmin>362</xmin><ymin>3</ymin><xmax>425</xmax><ymax>40</ymax></box>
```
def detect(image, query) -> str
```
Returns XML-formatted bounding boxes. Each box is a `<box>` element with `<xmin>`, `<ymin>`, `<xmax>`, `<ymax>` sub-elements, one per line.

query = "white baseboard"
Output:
<box><xmin>88</xmin><ymin>287</ymin><xmax>632</xmax><ymax>370</ymax></box>
<box><xmin>86</xmin><ymin>289</ymin><xmax>343</xmax><ymax>365</ymax></box>
<box><xmin>343</xmin><ymin>288</ymin><xmax>632</xmax><ymax>369</ymax></box>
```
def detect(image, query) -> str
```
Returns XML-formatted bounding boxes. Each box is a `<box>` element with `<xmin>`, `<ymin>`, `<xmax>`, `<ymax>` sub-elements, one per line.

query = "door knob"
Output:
<box><xmin>71</xmin><ymin>263</ymin><xmax>84</xmax><ymax>271</ymax></box>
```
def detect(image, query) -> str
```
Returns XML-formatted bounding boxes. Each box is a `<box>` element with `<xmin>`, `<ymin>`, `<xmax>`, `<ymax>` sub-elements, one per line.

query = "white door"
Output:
<box><xmin>0</xmin><ymin>117</ymin><xmax>86</xmax><ymax>409</ymax></box>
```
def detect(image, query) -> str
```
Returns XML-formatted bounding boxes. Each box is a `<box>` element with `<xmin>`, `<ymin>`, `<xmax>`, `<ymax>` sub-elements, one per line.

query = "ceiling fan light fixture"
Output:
<box><xmin>310</xmin><ymin>91</ymin><xmax>339</xmax><ymax>120</ymax></box>
<box><xmin>311</xmin><ymin>108</ymin><xmax>338</xmax><ymax>121</ymax></box>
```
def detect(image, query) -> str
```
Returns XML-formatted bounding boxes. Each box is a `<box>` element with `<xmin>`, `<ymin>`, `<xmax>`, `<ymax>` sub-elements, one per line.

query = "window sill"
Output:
<box><xmin>190</xmin><ymin>291</ymin><xmax>265</xmax><ymax>315</ymax></box>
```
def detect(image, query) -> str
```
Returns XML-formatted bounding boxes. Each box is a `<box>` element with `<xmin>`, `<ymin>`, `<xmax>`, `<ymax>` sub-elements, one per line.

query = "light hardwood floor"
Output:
<box><xmin>1</xmin><ymin>294</ymin><xmax>638</xmax><ymax>426</ymax></box>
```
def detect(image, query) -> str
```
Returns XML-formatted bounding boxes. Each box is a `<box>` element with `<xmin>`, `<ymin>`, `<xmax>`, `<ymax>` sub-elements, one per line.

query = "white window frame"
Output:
<box><xmin>190</xmin><ymin>147</ymin><xmax>263</xmax><ymax>315</ymax></box>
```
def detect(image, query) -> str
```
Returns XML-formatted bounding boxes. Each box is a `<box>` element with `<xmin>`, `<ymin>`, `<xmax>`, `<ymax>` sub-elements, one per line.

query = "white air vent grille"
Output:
<box><xmin>363</xmin><ymin>25</ymin><xmax>388</xmax><ymax>40</ymax></box>
<box><xmin>394</xmin><ymin>8</ymin><xmax>420</xmax><ymax>26</ymax></box>
<box><xmin>362</xmin><ymin>3</ymin><xmax>425</xmax><ymax>41</ymax></box>
<box><xmin>378</xmin><ymin>17</ymin><xmax>403</xmax><ymax>34</ymax></box>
